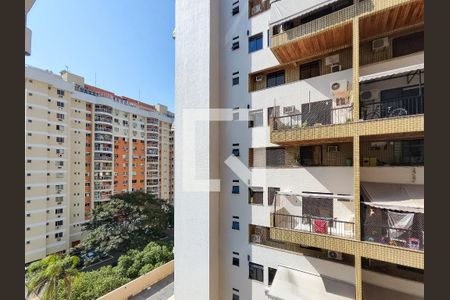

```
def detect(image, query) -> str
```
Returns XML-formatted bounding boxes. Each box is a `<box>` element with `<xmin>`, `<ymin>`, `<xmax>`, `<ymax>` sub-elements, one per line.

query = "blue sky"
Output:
<box><xmin>25</xmin><ymin>0</ymin><xmax>175</xmax><ymax>111</ymax></box>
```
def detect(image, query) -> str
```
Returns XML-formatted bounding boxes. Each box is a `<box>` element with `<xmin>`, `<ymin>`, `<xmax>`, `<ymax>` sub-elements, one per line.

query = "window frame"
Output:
<box><xmin>248</xmin><ymin>33</ymin><xmax>263</xmax><ymax>53</ymax></box>
<box><xmin>266</xmin><ymin>70</ymin><xmax>285</xmax><ymax>88</ymax></box>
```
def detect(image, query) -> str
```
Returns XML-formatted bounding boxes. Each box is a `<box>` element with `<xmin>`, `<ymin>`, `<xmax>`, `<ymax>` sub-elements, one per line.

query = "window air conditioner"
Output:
<box><xmin>283</xmin><ymin>106</ymin><xmax>296</xmax><ymax>114</ymax></box>
<box><xmin>330</xmin><ymin>64</ymin><xmax>342</xmax><ymax>73</ymax></box>
<box><xmin>327</xmin><ymin>250</ymin><xmax>343</xmax><ymax>261</ymax></box>
<box><xmin>255</xmin><ymin>75</ymin><xmax>263</xmax><ymax>82</ymax></box>
<box><xmin>325</xmin><ymin>54</ymin><xmax>340</xmax><ymax>66</ymax></box>
<box><xmin>250</xmin><ymin>234</ymin><xmax>261</xmax><ymax>243</ymax></box>
<box><xmin>372</xmin><ymin>37</ymin><xmax>389</xmax><ymax>52</ymax></box>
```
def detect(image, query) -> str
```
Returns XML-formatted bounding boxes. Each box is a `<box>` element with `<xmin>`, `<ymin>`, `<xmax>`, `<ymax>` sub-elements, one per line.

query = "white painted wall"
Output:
<box><xmin>361</xmin><ymin>166</ymin><xmax>424</xmax><ymax>185</ymax></box>
<box><xmin>174</xmin><ymin>0</ymin><xmax>220</xmax><ymax>299</ymax></box>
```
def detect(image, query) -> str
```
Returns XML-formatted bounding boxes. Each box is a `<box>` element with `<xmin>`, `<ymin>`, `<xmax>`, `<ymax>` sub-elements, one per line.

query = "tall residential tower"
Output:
<box><xmin>25</xmin><ymin>66</ymin><xmax>174</xmax><ymax>264</ymax></box>
<box><xmin>175</xmin><ymin>0</ymin><xmax>424</xmax><ymax>299</ymax></box>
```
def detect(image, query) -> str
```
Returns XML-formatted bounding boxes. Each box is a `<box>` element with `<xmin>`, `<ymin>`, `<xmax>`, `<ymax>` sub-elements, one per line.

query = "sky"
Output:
<box><xmin>25</xmin><ymin>0</ymin><xmax>175</xmax><ymax>111</ymax></box>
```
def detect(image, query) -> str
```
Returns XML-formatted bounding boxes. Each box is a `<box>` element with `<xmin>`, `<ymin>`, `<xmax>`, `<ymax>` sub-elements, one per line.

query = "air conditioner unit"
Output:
<box><xmin>360</xmin><ymin>89</ymin><xmax>380</xmax><ymax>102</ymax></box>
<box><xmin>330</xmin><ymin>80</ymin><xmax>348</xmax><ymax>94</ymax></box>
<box><xmin>250</xmin><ymin>234</ymin><xmax>261</xmax><ymax>243</ymax></box>
<box><xmin>255</xmin><ymin>75</ymin><xmax>263</xmax><ymax>82</ymax></box>
<box><xmin>325</xmin><ymin>54</ymin><xmax>340</xmax><ymax>66</ymax></box>
<box><xmin>330</xmin><ymin>64</ymin><xmax>342</xmax><ymax>73</ymax></box>
<box><xmin>283</xmin><ymin>106</ymin><xmax>296</xmax><ymax>114</ymax></box>
<box><xmin>328</xmin><ymin>250</ymin><xmax>343</xmax><ymax>261</ymax></box>
<box><xmin>372</xmin><ymin>37</ymin><xmax>389</xmax><ymax>51</ymax></box>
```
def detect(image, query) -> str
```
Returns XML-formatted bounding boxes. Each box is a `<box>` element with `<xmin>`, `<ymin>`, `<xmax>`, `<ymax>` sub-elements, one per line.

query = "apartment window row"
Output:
<box><xmin>232</xmin><ymin>1</ymin><xmax>239</xmax><ymax>15</ymax></box>
<box><xmin>248</xmin><ymin>262</ymin><xmax>277</xmax><ymax>285</ymax></box>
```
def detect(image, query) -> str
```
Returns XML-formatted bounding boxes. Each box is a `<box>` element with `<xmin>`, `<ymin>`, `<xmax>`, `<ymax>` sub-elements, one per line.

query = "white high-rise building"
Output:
<box><xmin>175</xmin><ymin>0</ymin><xmax>424</xmax><ymax>299</ymax></box>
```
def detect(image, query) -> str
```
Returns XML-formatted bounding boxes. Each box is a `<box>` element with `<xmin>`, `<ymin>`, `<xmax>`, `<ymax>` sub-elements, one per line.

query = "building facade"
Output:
<box><xmin>25</xmin><ymin>66</ymin><xmax>174</xmax><ymax>264</ymax></box>
<box><xmin>175</xmin><ymin>0</ymin><xmax>424</xmax><ymax>299</ymax></box>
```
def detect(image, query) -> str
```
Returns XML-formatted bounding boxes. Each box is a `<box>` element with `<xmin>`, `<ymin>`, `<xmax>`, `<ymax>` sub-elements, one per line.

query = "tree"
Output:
<box><xmin>116</xmin><ymin>241</ymin><xmax>173</xmax><ymax>279</ymax></box>
<box><xmin>64</xmin><ymin>266</ymin><xmax>129</xmax><ymax>300</ymax></box>
<box><xmin>26</xmin><ymin>255</ymin><xmax>79</xmax><ymax>300</ymax></box>
<box><xmin>79</xmin><ymin>191</ymin><xmax>173</xmax><ymax>260</ymax></box>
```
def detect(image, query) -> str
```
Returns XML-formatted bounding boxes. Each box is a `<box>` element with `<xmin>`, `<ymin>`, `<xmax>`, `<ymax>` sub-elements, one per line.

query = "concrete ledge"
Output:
<box><xmin>97</xmin><ymin>260</ymin><xmax>174</xmax><ymax>300</ymax></box>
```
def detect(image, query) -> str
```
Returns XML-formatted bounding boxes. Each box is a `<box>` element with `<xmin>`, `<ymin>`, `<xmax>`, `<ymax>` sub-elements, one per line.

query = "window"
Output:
<box><xmin>232</xmin><ymin>221</ymin><xmax>240</xmax><ymax>230</ymax></box>
<box><xmin>393</xmin><ymin>31</ymin><xmax>424</xmax><ymax>58</ymax></box>
<box><xmin>268</xmin><ymin>267</ymin><xmax>277</xmax><ymax>285</ymax></box>
<box><xmin>268</xmin><ymin>187</ymin><xmax>280</xmax><ymax>206</ymax></box>
<box><xmin>232</xmin><ymin>148</ymin><xmax>240</xmax><ymax>157</ymax></box>
<box><xmin>248</xmin><ymin>187</ymin><xmax>263</xmax><ymax>205</ymax></box>
<box><xmin>55</xmin><ymin>207</ymin><xmax>64</xmax><ymax>214</ymax></box>
<box><xmin>232</xmin><ymin>41</ymin><xmax>240</xmax><ymax>50</ymax></box>
<box><xmin>56</xmin><ymin>113</ymin><xmax>64</xmax><ymax>120</ymax></box>
<box><xmin>232</xmin><ymin>294</ymin><xmax>239</xmax><ymax>300</ymax></box>
<box><xmin>248</xmin><ymin>109</ymin><xmax>263</xmax><ymax>128</ymax></box>
<box><xmin>249</xmin><ymin>33</ymin><xmax>263</xmax><ymax>53</ymax></box>
<box><xmin>55</xmin><ymin>220</ymin><xmax>63</xmax><ymax>226</ymax></box>
<box><xmin>57</xmin><ymin>101</ymin><xmax>65</xmax><ymax>108</ymax></box>
<box><xmin>57</xmin><ymin>89</ymin><xmax>65</xmax><ymax>96</ymax></box>
<box><xmin>232</xmin><ymin>185</ymin><xmax>240</xmax><ymax>194</ymax></box>
<box><xmin>249</xmin><ymin>262</ymin><xmax>264</xmax><ymax>282</ymax></box>
<box><xmin>266</xmin><ymin>70</ymin><xmax>285</xmax><ymax>88</ymax></box>
<box><xmin>56</xmin><ymin>137</ymin><xmax>64</xmax><ymax>143</ymax></box>
<box><xmin>232</xmin><ymin>4</ymin><xmax>239</xmax><ymax>15</ymax></box>
<box><xmin>300</xmin><ymin>60</ymin><xmax>321</xmax><ymax>80</ymax></box>
<box><xmin>55</xmin><ymin>232</ymin><xmax>63</xmax><ymax>238</ymax></box>
<box><xmin>232</xmin><ymin>256</ymin><xmax>240</xmax><ymax>267</ymax></box>
<box><xmin>232</xmin><ymin>76</ymin><xmax>239</xmax><ymax>86</ymax></box>
<box><xmin>267</xmin><ymin>29</ymin><xmax>270</xmax><ymax>47</ymax></box>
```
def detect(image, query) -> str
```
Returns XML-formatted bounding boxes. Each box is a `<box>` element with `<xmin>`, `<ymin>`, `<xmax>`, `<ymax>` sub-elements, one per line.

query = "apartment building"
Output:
<box><xmin>25</xmin><ymin>0</ymin><xmax>36</xmax><ymax>56</ymax></box>
<box><xmin>175</xmin><ymin>0</ymin><xmax>424</xmax><ymax>299</ymax></box>
<box><xmin>25</xmin><ymin>66</ymin><xmax>174</xmax><ymax>264</ymax></box>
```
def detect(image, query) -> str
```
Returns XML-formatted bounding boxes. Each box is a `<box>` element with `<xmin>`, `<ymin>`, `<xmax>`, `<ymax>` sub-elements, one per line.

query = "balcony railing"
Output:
<box><xmin>273</xmin><ymin>104</ymin><xmax>353</xmax><ymax>131</ymax></box>
<box><xmin>272</xmin><ymin>213</ymin><xmax>354</xmax><ymax>239</ymax></box>
<box><xmin>95</xmin><ymin>107</ymin><xmax>113</xmax><ymax>114</ymax></box>
<box><xmin>94</xmin><ymin>155</ymin><xmax>112</xmax><ymax>161</ymax></box>
<box><xmin>360</xmin><ymin>96</ymin><xmax>424</xmax><ymax>121</ymax></box>
<box><xmin>363</xmin><ymin>224</ymin><xmax>424</xmax><ymax>251</ymax></box>
<box><xmin>94</xmin><ymin>116</ymin><xmax>112</xmax><ymax>123</ymax></box>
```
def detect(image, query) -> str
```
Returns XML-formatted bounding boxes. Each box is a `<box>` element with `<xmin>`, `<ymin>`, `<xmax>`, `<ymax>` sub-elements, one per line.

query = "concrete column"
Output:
<box><xmin>352</xmin><ymin>17</ymin><xmax>360</xmax><ymax>122</ymax></box>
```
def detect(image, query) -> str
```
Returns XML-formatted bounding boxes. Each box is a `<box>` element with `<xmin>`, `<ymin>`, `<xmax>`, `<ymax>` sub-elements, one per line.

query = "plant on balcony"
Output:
<box><xmin>26</xmin><ymin>254</ymin><xmax>79</xmax><ymax>300</ymax></box>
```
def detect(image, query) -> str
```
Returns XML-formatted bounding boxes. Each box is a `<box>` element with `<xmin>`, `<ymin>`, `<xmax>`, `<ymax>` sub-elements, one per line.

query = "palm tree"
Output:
<box><xmin>26</xmin><ymin>255</ymin><xmax>79</xmax><ymax>300</ymax></box>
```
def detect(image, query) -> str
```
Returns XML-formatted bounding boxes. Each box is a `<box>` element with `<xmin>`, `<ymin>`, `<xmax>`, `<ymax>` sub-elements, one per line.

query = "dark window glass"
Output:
<box><xmin>232</xmin><ymin>221</ymin><xmax>240</xmax><ymax>230</ymax></box>
<box><xmin>232</xmin><ymin>77</ymin><xmax>239</xmax><ymax>86</ymax></box>
<box><xmin>300</xmin><ymin>60</ymin><xmax>321</xmax><ymax>80</ymax></box>
<box><xmin>232</xmin><ymin>41</ymin><xmax>240</xmax><ymax>50</ymax></box>
<box><xmin>268</xmin><ymin>267</ymin><xmax>277</xmax><ymax>285</ymax></box>
<box><xmin>232</xmin><ymin>6</ymin><xmax>239</xmax><ymax>16</ymax></box>
<box><xmin>232</xmin><ymin>294</ymin><xmax>239</xmax><ymax>300</ymax></box>
<box><xmin>268</xmin><ymin>187</ymin><xmax>280</xmax><ymax>206</ymax></box>
<box><xmin>249</xmin><ymin>262</ymin><xmax>264</xmax><ymax>282</ymax></box>
<box><xmin>266</xmin><ymin>71</ymin><xmax>285</xmax><ymax>88</ymax></box>
<box><xmin>248</xmin><ymin>188</ymin><xmax>263</xmax><ymax>205</ymax></box>
<box><xmin>232</xmin><ymin>149</ymin><xmax>240</xmax><ymax>157</ymax></box>
<box><xmin>232</xmin><ymin>185</ymin><xmax>240</xmax><ymax>194</ymax></box>
<box><xmin>232</xmin><ymin>257</ymin><xmax>240</xmax><ymax>266</ymax></box>
<box><xmin>393</xmin><ymin>31</ymin><xmax>424</xmax><ymax>58</ymax></box>
<box><xmin>267</xmin><ymin>30</ymin><xmax>270</xmax><ymax>47</ymax></box>
<box><xmin>249</xmin><ymin>33</ymin><xmax>263</xmax><ymax>53</ymax></box>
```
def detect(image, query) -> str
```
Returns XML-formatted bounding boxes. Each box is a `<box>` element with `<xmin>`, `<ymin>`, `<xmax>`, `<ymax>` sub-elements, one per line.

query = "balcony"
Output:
<box><xmin>95</xmin><ymin>105</ymin><xmax>113</xmax><ymax>115</ymax></box>
<box><xmin>94</xmin><ymin>133</ymin><xmax>113</xmax><ymax>143</ymax></box>
<box><xmin>270</xmin><ymin>0</ymin><xmax>424</xmax><ymax>63</ymax></box>
<box><xmin>272</xmin><ymin>213</ymin><xmax>354</xmax><ymax>239</ymax></box>
<box><xmin>94</xmin><ymin>115</ymin><xmax>112</xmax><ymax>124</ymax></box>
<box><xmin>361</xmin><ymin>181</ymin><xmax>424</xmax><ymax>252</ymax></box>
<box><xmin>249</xmin><ymin>0</ymin><xmax>271</xmax><ymax>18</ymax></box>
<box><xmin>94</xmin><ymin>154</ymin><xmax>113</xmax><ymax>162</ymax></box>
